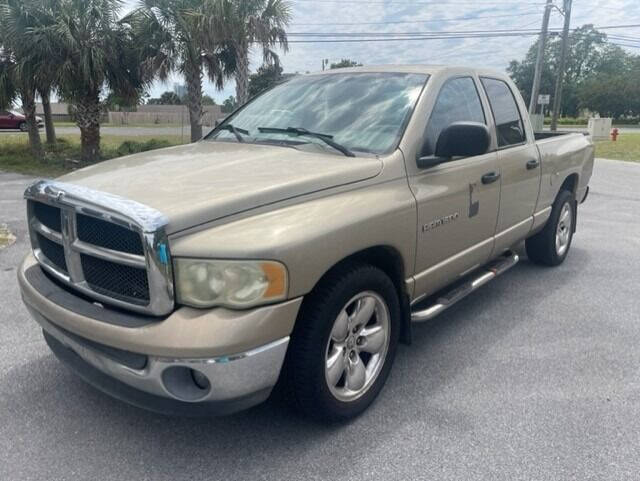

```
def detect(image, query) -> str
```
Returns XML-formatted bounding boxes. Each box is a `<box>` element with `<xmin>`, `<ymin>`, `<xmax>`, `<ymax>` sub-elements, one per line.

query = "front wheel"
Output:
<box><xmin>283</xmin><ymin>264</ymin><xmax>400</xmax><ymax>422</ymax></box>
<box><xmin>19</xmin><ymin>122</ymin><xmax>28</xmax><ymax>132</ymax></box>
<box><xmin>526</xmin><ymin>189</ymin><xmax>576</xmax><ymax>266</ymax></box>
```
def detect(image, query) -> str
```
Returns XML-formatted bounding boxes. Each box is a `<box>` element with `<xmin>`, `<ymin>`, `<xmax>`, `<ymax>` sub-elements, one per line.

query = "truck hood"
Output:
<box><xmin>59</xmin><ymin>141</ymin><xmax>382</xmax><ymax>233</ymax></box>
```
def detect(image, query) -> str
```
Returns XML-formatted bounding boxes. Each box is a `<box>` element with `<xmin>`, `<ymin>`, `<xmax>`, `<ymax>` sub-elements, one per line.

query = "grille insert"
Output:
<box><xmin>37</xmin><ymin>233</ymin><xmax>67</xmax><ymax>273</ymax></box>
<box><xmin>77</xmin><ymin>213</ymin><xmax>144</xmax><ymax>255</ymax></box>
<box><xmin>33</xmin><ymin>202</ymin><xmax>62</xmax><ymax>232</ymax></box>
<box><xmin>81</xmin><ymin>254</ymin><xmax>150</xmax><ymax>304</ymax></box>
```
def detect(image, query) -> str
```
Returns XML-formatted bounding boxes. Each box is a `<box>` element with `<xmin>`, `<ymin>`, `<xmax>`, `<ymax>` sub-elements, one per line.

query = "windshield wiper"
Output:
<box><xmin>257</xmin><ymin>126</ymin><xmax>356</xmax><ymax>157</ymax></box>
<box><xmin>218</xmin><ymin>123</ymin><xmax>249</xmax><ymax>143</ymax></box>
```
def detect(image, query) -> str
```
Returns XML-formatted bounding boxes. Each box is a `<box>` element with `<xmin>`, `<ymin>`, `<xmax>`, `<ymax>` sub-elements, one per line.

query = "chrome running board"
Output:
<box><xmin>411</xmin><ymin>251</ymin><xmax>519</xmax><ymax>323</ymax></box>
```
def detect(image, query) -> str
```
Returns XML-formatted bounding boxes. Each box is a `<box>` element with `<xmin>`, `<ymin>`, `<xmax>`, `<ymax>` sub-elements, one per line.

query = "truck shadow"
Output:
<box><xmin>2</xmin><ymin>247</ymin><xmax>591</xmax><ymax>476</ymax></box>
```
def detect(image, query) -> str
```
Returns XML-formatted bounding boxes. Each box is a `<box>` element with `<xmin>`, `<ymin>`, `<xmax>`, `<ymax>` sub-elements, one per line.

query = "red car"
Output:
<box><xmin>0</xmin><ymin>110</ymin><xmax>44</xmax><ymax>131</ymax></box>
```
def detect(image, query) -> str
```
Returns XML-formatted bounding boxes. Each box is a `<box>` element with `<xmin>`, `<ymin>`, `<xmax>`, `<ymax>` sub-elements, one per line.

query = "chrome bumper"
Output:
<box><xmin>28</xmin><ymin>304</ymin><xmax>288</xmax><ymax>411</ymax></box>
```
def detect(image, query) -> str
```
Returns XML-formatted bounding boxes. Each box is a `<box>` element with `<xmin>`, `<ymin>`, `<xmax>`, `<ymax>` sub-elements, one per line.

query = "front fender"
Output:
<box><xmin>169</xmin><ymin>179</ymin><xmax>417</xmax><ymax>299</ymax></box>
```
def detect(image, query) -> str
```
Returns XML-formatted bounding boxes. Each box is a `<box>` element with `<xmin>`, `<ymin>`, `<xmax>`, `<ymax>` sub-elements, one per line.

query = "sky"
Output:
<box><xmin>122</xmin><ymin>0</ymin><xmax>640</xmax><ymax>103</ymax></box>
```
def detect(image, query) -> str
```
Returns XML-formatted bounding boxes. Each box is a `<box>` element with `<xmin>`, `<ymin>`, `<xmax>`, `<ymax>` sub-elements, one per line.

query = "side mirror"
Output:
<box><xmin>434</xmin><ymin>122</ymin><xmax>491</xmax><ymax>159</ymax></box>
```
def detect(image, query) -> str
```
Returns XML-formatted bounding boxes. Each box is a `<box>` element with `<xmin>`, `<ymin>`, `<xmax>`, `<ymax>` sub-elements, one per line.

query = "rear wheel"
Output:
<box><xmin>18</xmin><ymin>122</ymin><xmax>28</xmax><ymax>132</ymax></box>
<box><xmin>283</xmin><ymin>263</ymin><xmax>400</xmax><ymax>422</ymax></box>
<box><xmin>526</xmin><ymin>189</ymin><xmax>576</xmax><ymax>266</ymax></box>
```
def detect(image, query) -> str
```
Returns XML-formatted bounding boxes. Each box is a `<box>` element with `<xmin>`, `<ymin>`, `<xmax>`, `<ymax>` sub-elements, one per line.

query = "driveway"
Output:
<box><xmin>1</xmin><ymin>160</ymin><xmax>639</xmax><ymax>480</ymax></box>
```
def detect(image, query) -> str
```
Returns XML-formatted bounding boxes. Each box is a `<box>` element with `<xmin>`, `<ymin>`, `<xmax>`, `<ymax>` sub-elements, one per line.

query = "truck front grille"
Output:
<box><xmin>77</xmin><ymin>213</ymin><xmax>144</xmax><ymax>255</ymax></box>
<box><xmin>33</xmin><ymin>202</ymin><xmax>62</xmax><ymax>232</ymax></box>
<box><xmin>25</xmin><ymin>181</ymin><xmax>174</xmax><ymax>316</ymax></box>
<box><xmin>36</xmin><ymin>232</ymin><xmax>67</xmax><ymax>273</ymax></box>
<box><xmin>81</xmin><ymin>254</ymin><xmax>150</xmax><ymax>304</ymax></box>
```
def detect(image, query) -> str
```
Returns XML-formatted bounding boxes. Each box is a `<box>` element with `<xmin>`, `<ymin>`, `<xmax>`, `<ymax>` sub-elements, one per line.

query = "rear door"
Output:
<box><xmin>480</xmin><ymin>77</ymin><xmax>542</xmax><ymax>253</ymax></box>
<box><xmin>409</xmin><ymin>75</ymin><xmax>501</xmax><ymax>298</ymax></box>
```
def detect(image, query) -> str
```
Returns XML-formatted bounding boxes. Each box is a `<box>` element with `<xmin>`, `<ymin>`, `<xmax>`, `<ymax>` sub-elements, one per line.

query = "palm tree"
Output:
<box><xmin>125</xmin><ymin>0</ymin><xmax>234</xmax><ymax>142</ymax></box>
<box><xmin>28</xmin><ymin>0</ymin><xmax>146</xmax><ymax>162</ymax></box>
<box><xmin>0</xmin><ymin>25</ymin><xmax>17</xmax><ymax>111</ymax></box>
<box><xmin>214</xmin><ymin>0</ymin><xmax>291</xmax><ymax>105</ymax></box>
<box><xmin>0</xmin><ymin>0</ymin><xmax>45</xmax><ymax>158</ymax></box>
<box><xmin>30</xmin><ymin>0</ymin><xmax>61</xmax><ymax>146</ymax></box>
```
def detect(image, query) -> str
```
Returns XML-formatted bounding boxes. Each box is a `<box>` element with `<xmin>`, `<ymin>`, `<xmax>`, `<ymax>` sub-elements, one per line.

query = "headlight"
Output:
<box><xmin>174</xmin><ymin>258</ymin><xmax>288</xmax><ymax>309</ymax></box>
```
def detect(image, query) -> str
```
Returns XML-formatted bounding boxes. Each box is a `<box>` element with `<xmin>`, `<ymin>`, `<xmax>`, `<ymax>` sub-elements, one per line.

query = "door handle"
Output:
<box><xmin>481</xmin><ymin>172</ymin><xmax>501</xmax><ymax>184</ymax></box>
<box><xmin>526</xmin><ymin>159</ymin><xmax>540</xmax><ymax>170</ymax></box>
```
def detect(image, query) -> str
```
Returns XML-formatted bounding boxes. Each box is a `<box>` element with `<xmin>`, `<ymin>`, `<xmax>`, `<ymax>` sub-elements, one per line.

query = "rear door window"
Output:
<box><xmin>422</xmin><ymin>77</ymin><xmax>485</xmax><ymax>157</ymax></box>
<box><xmin>481</xmin><ymin>78</ymin><xmax>526</xmax><ymax>147</ymax></box>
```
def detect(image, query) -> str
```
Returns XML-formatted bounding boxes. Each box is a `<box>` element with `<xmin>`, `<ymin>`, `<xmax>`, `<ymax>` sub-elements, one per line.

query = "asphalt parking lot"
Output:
<box><xmin>1</xmin><ymin>159</ymin><xmax>639</xmax><ymax>480</ymax></box>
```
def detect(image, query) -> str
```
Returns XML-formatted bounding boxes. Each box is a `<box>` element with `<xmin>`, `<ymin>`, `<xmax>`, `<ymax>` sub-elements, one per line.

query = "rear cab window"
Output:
<box><xmin>480</xmin><ymin>78</ymin><xmax>527</xmax><ymax>148</ymax></box>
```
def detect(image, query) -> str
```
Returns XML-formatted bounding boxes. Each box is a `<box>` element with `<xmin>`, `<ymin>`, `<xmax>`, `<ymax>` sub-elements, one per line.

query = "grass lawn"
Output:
<box><xmin>0</xmin><ymin>133</ymin><xmax>185</xmax><ymax>177</ymax></box>
<box><xmin>595</xmin><ymin>133</ymin><xmax>640</xmax><ymax>162</ymax></box>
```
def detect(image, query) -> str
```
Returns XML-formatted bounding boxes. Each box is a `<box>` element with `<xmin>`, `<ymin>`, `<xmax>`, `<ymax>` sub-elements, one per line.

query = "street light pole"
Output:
<box><xmin>529</xmin><ymin>0</ymin><xmax>554</xmax><ymax>115</ymax></box>
<box><xmin>551</xmin><ymin>0</ymin><xmax>573</xmax><ymax>131</ymax></box>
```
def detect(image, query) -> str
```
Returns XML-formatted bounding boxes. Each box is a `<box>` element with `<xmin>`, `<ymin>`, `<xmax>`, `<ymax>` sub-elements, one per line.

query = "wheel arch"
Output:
<box><xmin>560</xmin><ymin>173</ymin><xmax>579</xmax><ymax>195</ymax></box>
<box><xmin>305</xmin><ymin>245</ymin><xmax>413</xmax><ymax>345</ymax></box>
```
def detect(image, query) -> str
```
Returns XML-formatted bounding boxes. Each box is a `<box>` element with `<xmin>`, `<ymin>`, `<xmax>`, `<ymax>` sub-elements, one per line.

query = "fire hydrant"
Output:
<box><xmin>611</xmin><ymin>128</ymin><xmax>619</xmax><ymax>141</ymax></box>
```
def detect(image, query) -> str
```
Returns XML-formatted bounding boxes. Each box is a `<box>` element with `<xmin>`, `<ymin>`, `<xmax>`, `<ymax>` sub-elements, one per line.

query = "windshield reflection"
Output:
<box><xmin>207</xmin><ymin>72</ymin><xmax>428</xmax><ymax>155</ymax></box>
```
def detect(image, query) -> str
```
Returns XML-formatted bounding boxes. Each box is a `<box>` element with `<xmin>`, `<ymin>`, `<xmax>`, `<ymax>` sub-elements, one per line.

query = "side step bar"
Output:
<box><xmin>411</xmin><ymin>251</ymin><xmax>519</xmax><ymax>323</ymax></box>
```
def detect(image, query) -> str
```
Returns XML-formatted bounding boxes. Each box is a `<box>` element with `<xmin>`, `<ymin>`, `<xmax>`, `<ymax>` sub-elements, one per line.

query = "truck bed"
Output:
<box><xmin>534</xmin><ymin>131</ymin><xmax>588</xmax><ymax>140</ymax></box>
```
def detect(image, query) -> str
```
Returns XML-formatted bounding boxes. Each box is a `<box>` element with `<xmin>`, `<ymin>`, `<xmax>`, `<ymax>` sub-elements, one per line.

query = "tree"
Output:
<box><xmin>126</xmin><ymin>0</ymin><xmax>234</xmax><ymax>142</ymax></box>
<box><xmin>202</xmin><ymin>94</ymin><xmax>216</xmax><ymax>105</ymax></box>
<box><xmin>221</xmin><ymin>95</ymin><xmax>237</xmax><ymax>113</ymax></box>
<box><xmin>248</xmin><ymin>63</ymin><xmax>283</xmax><ymax>98</ymax></box>
<box><xmin>0</xmin><ymin>0</ymin><xmax>45</xmax><ymax>157</ymax></box>
<box><xmin>25</xmin><ymin>0</ymin><xmax>146</xmax><ymax>163</ymax></box>
<box><xmin>214</xmin><ymin>0</ymin><xmax>291</xmax><ymax>105</ymax></box>
<box><xmin>330</xmin><ymin>59</ymin><xmax>362</xmax><ymax>69</ymax></box>
<box><xmin>29</xmin><ymin>0</ymin><xmax>61</xmax><ymax>146</ymax></box>
<box><xmin>507</xmin><ymin>25</ymin><xmax>619</xmax><ymax>117</ymax></box>
<box><xmin>105</xmin><ymin>90</ymin><xmax>146</xmax><ymax>112</ymax></box>
<box><xmin>148</xmin><ymin>91</ymin><xmax>183</xmax><ymax>105</ymax></box>
<box><xmin>0</xmin><ymin>46</ymin><xmax>16</xmax><ymax>111</ymax></box>
<box><xmin>578</xmin><ymin>57</ymin><xmax>640</xmax><ymax>119</ymax></box>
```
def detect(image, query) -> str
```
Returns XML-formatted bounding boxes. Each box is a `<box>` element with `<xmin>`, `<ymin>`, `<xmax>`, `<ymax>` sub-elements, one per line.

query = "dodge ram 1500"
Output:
<box><xmin>18</xmin><ymin>66</ymin><xmax>594</xmax><ymax>421</ymax></box>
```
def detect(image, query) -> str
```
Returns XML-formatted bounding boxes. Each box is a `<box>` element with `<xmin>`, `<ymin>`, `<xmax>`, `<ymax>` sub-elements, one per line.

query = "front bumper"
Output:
<box><xmin>18</xmin><ymin>254</ymin><xmax>302</xmax><ymax>415</ymax></box>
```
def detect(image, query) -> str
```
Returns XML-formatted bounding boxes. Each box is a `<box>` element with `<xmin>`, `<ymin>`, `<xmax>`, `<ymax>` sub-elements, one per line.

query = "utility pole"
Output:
<box><xmin>551</xmin><ymin>0</ymin><xmax>573</xmax><ymax>131</ymax></box>
<box><xmin>529</xmin><ymin>0</ymin><xmax>554</xmax><ymax>115</ymax></box>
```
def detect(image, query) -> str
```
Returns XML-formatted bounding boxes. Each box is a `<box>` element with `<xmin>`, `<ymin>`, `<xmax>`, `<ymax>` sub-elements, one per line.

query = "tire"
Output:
<box><xmin>282</xmin><ymin>263</ymin><xmax>401</xmax><ymax>422</ymax></box>
<box><xmin>19</xmin><ymin>122</ymin><xmax>28</xmax><ymax>132</ymax></box>
<box><xmin>526</xmin><ymin>189</ymin><xmax>576</xmax><ymax>266</ymax></box>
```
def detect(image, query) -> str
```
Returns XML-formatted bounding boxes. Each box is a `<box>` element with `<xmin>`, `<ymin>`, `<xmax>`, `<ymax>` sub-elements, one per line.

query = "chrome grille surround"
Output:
<box><xmin>25</xmin><ymin>180</ymin><xmax>174</xmax><ymax>316</ymax></box>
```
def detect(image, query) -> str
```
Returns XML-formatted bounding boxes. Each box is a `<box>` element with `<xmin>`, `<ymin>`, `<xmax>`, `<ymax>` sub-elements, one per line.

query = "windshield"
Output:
<box><xmin>206</xmin><ymin>72</ymin><xmax>428</xmax><ymax>155</ymax></box>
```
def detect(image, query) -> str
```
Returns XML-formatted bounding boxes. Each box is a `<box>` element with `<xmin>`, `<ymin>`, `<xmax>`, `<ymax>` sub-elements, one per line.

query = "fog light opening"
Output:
<box><xmin>191</xmin><ymin>369</ymin><xmax>210</xmax><ymax>391</ymax></box>
<box><xmin>161</xmin><ymin>366</ymin><xmax>212</xmax><ymax>401</ymax></box>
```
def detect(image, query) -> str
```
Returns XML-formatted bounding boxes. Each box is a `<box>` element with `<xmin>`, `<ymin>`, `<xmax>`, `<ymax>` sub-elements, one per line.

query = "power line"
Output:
<box><xmin>292</xmin><ymin>0</ymin><xmax>546</xmax><ymax>5</ymax></box>
<box><xmin>291</xmin><ymin>11</ymin><xmax>542</xmax><ymax>26</ymax></box>
<box><xmin>287</xmin><ymin>24</ymin><xmax>640</xmax><ymax>37</ymax></box>
<box><xmin>284</xmin><ymin>24</ymin><xmax>640</xmax><ymax>43</ymax></box>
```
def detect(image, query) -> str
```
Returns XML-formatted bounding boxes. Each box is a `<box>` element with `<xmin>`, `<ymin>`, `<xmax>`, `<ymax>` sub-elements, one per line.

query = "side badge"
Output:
<box><xmin>157</xmin><ymin>243</ymin><xmax>169</xmax><ymax>265</ymax></box>
<box><xmin>469</xmin><ymin>183</ymin><xmax>479</xmax><ymax>218</ymax></box>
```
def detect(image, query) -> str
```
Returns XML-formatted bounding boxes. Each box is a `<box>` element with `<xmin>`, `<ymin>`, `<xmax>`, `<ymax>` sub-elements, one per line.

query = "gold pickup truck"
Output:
<box><xmin>18</xmin><ymin>66</ymin><xmax>594</xmax><ymax>421</ymax></box>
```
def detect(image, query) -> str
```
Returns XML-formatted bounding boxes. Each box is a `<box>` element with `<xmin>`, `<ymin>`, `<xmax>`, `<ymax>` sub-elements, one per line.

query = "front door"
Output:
<box><xmin>409</xmin><ymin>76</ymin><xmax>501</xmax><ymax>299</ymax></box>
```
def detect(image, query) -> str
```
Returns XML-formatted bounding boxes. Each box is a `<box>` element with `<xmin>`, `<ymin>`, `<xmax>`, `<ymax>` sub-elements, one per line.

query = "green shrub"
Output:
<box><xmin>543</xmin><ymin>117</ymin><xmax>588</xmax><ymax>126</ymax></box>
<box><xmin>116</xmin><ymin>139</ymin><xmax>172</xmax><ymax>157</ymax></box>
